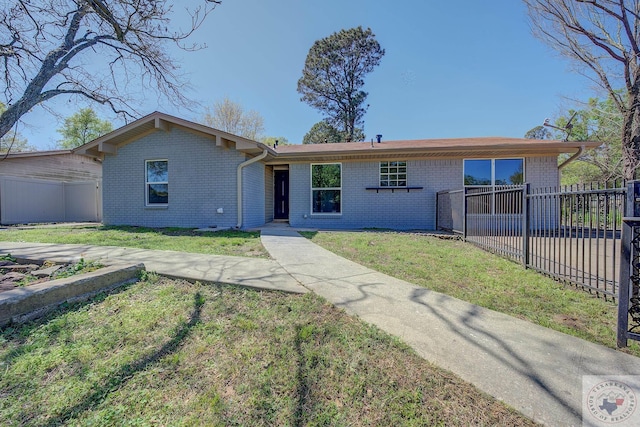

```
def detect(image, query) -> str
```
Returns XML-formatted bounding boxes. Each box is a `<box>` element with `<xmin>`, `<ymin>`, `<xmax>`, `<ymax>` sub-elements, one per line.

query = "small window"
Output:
<box><xmin>311</xmin><ymin>163</ymin><xmax>341</xmax><ymax>214</ymax></box>
<box><xmin>146</xmin><ymin>160</ymin><xmax>168</xmax><ymax>205</ymax></box>
<box><xmin>380</xmin><ymin>161</ymin><xmax>407</xmax><ymax>187</ymax></box>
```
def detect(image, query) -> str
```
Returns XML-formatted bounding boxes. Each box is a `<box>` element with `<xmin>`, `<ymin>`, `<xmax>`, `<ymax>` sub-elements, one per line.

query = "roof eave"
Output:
<box><xmin>73</xmin><ymin>111</ymin><xmax>274</xmax><ymax>157</ymax></box>
<box><xmin>265</xmin><ymin>141</ymin><xmax>600</xmax><ymax>163</ymax></box>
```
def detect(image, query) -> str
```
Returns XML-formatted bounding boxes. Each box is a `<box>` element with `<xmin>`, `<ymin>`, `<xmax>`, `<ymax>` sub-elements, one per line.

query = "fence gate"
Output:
<box><xmin>618</xmin><ymin>180</ymin><xmax>640</xmax><ymax>347</ymax></box>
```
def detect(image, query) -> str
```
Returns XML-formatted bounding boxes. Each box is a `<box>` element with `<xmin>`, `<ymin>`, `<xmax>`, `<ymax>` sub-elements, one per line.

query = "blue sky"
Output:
<box><xmin>22</xmin><ymin>0</ymin><xmax>595</xmax><ymax>149</ymax></box>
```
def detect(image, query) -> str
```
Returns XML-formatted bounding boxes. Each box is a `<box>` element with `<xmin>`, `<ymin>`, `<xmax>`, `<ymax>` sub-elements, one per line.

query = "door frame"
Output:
<box><xmin>274</xmin><ymin>168</ymin><xmax>289</xmax><ymax>220</ymax></box>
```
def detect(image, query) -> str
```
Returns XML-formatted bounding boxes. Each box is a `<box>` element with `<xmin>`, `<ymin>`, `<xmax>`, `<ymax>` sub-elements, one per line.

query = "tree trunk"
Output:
<box><xmin>0</xmin><ymin>104</ymin><xmax>26</xmax><ymax>142</ymax></box>
<box><xmin>621</xmin><ymin>90</ymin><xmax>640</xmax><ymax>181</ymax></box>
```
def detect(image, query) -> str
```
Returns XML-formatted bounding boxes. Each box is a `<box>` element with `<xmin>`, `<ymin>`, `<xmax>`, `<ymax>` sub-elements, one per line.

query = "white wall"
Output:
<box><xmin>0</xmin><ymin>177</ymin><xmax>101</xmax><ymax>224</ymax></box>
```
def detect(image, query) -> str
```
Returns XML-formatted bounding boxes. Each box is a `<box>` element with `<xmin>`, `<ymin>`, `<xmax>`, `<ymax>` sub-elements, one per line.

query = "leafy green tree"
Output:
<box><xmin>57</xmin><ymin>108</ymin><xmax>113</xmax><ymax>149</ymax></box>
<box><xmin>297</xmin><ymin>27</ymin><xmax>384</xmax><ymax>142</ymax></box>
<box><xmin>0</xmin><ymin>0</ymin><xmax>220</xmax><ymax>144</ymax></box>
<box><xmin>524</xmin><ymin>125</ymin><xmax>552</xmax><ymax>140</ymax></box>
<box><xmin>302</xmin><ymin>121</ymin><xmax>364</xmax><ymax>144</ymax></box>
<box><xmin>554</xmin><ymin>96</ymin><xmax>623</xmax><ymax>183</ymax></box>
<box><xmin>202</xmin><ymin>97</ymin><xmax>265</xmax><ymax>141</ymax></box>
<box><xmin>559</xmin><ymin>161</ymin><xmax>603</xmax><ymax>186</ymax></box>
<box><xmin>260</xmin><ymin>136</ymin><xmax>290</xmax><ymax>147</ymax></box>
<box><xmin>303</xmin><ymin>121</ymin><xmax>344</xmax><ymax>144</ymax></box>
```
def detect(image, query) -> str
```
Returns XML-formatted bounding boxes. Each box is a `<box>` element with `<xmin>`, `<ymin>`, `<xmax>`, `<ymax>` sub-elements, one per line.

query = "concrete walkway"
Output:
<box><xmin>0</xmin><ymin>241</ymin><xmax>306</xmax><ymax>294</ymax></box>
<box><xmin>259</xmin><ymin>228</ymin><xmax>640</xmax><ymax>427</ymax></box>
<box><xmin>2</xmin><ymin>232</ymin><xmax>640</xmax><ymax>426</ymax></box>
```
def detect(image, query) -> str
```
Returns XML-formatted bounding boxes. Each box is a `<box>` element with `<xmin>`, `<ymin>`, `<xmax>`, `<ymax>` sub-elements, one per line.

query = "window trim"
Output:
<box><xmin>310</xmin><ymin>162</ymin><xmax>342</xmax><ymax>216</ymax></box>
<box><xmin>463</xmin><ymin>158</ymin><xmax>524</xmax><ymax>215</ymax></box>
<box><xmin>463</xmin><ymin>157</ymin><xmax>525</xmax><ymax>187</ymax></box>
<box><xmin>379</xmin><ymin>160</ymin><xmax>407</xmax><ymax>187</ymax></box>
<box><xmin>145</xmin><ymin>159</ymin><xmax>168</xmax><ymax>206</ymax></box>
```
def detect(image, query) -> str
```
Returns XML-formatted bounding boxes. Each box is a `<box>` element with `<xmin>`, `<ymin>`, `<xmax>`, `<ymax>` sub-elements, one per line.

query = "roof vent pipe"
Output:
<box><xmin>376</xmin><ymin>134</ymin><xmax>382</xmax><ymax>143</ymax></box>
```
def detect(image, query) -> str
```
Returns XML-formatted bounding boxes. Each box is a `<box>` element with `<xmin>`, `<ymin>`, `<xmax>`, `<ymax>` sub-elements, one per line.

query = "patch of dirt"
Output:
<box><xmin>553</xmin><ymin>314</ymin><xmax>585</xmax><ymax>330</ymax></box>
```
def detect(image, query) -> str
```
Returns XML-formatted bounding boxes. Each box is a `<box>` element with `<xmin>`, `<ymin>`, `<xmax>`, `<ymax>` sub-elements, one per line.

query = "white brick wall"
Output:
<box><xmin>526</xmin><ymin>156</ymin><xmax>560</xmax><ymax>190</ymax></box>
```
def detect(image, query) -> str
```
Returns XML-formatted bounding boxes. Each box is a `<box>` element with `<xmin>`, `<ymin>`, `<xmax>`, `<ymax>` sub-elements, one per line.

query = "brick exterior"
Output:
<box><xmin>103</xmin><ymin>128</ymin><xmax>245</xmax><ymax>228</ymax></box>
<box><xmin>288</xmin><ymin>156</ymin><xmax>559</xmax><ymax>230</ymax></box>
<box><xmin>103</xmin><ymin>127</ymin><xmax>561</xmax><ymax>231</ymax></box>
<box><xmin>241</xmin><ymin>161</ymin><xmax>266</xmax><ymax>228</ymax></box>
<box><xmin>525</xmin><ymin>156</ymin><xmax>560</xmax><ymax>189</ymax></box>
<box><xmin>288</xmin><ymin>159</ymin><xmax>462</xmax><ymax>230</ymax></box>
<box><xmin>264</xmin><ymin>166</ymin><xmax>274</xmax><ymax>223</ymax></box>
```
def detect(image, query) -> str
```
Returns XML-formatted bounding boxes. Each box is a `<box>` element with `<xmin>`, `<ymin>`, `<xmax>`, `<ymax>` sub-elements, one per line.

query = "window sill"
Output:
<box><xmin>366</xmin><ymin>186</ymin><xmax>423</xmax><ymax>193</ymax></box>
<box><xmin>144</xmin><ymin>205</ymin><xmax>169</xmax><ymax>209</ymax></box>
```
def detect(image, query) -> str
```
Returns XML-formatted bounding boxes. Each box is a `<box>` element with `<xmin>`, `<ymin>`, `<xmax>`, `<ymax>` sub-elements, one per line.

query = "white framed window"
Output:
<box><xmin>380</xmin><ymin>161</ymin><xmax>407</xmax><ymax>187</ymax></box>
<box><xmin>463</xmin><ymin>158</ymin><xmax>524</xmax><ymax>186</ymax></box>
<box><xmin>463</xmin><ymin>158</ymin><xmax>524</xmax><ymax>215</ymax></box>
<box><xmin>311</xmin><ymin>163</ymin><xmax>341</xmax><ymax>214</ymax></box>
<box><xmin>145</xmin><ymin>159</ymin><xmax>168</xmax><ymax>205</ymax></box>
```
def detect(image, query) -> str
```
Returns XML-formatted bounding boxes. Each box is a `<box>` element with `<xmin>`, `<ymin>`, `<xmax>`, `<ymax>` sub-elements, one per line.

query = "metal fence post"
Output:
<box><xmin>522</xmin><ymin>183</ymin><xmax>530</xmax><ymax>269</ymax></box>
<box><xmin>463</xmin><ymin>187</ymin><xmax>468</xmax><ymax>239</ymax></box>
<box><xmin>618</xmin><ymin>180</ymin><xmax>640</xmax><ymax>347</ymax></box>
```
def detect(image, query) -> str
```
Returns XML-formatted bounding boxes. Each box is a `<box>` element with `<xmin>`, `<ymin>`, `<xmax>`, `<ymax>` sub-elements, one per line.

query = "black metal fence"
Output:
<box><xmin>437</xmin><ymin>182</ymin><xmax>626</xmax><ymax>299</ymax></box>
<box><xmin>618</xmin><ymin>181</ymin><xmax>640</xmax><ymax>347</ymax></box>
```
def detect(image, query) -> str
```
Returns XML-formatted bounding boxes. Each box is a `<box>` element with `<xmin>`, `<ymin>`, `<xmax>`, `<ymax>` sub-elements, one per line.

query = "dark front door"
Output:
<box><xmin>274</xmin><ymin>170</ymin><xmax>289</xmax><ymax>219</ymax></box>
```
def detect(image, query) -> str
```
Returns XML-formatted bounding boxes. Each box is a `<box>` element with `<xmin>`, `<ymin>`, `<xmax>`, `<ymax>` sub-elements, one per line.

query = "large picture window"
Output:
<box><xmin>464</xmin><ymin>158</ymin><xmax>523</xmax><ymax>186</ymax></box>
<box><xmin>146</xmin><ymin>160</ymin><xmax>168</xmax><ymax>205</ymax></box>
<box><xmin>464</xmin><ymin>158</ymin><xmax>524</xmax><ymax>215</ymax></box>
<box><xmin>380</xmin><ymin>161</ymin><xmax>407</xmax><ymax>187</ymax></box>
<box><xmin>311</xmin><ymin>163</ymin><xmax>341</xmax><ymax>214</ymax></box>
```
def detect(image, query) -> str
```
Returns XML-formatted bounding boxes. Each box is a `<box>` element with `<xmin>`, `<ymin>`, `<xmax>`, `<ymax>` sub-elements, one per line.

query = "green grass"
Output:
<box><xmin>301</xmin><ymin>231</ymin><xmax>640</xmax><ymax>358</ymax></box>
<box><xmin>0</xmin><ymin>225</ymin><xmax>268</xmax><ymax>258</ymax></box>
<box><xmin>0</xmin><ymin>277</ymin><xmax>535</xmax><ymax>426</ymax></box>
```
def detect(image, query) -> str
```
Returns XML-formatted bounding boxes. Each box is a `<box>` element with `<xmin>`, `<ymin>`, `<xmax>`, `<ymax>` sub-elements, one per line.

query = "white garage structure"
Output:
<box><xmin>0</xmin><ymin>150</ymin><xmax>102</xmax><ymax>225</ymax></box>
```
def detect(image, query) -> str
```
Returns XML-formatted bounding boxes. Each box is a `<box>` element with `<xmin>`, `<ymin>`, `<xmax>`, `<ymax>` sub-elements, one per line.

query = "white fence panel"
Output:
<box><xmin>64</xmin><ymin>181</ymin><xmax>101</xmax><ymax>222</ymax></box>
<box><xmin>0</xmin><ymin>176</ymin><xmax>100</xmax><ymax>224</ymax></box>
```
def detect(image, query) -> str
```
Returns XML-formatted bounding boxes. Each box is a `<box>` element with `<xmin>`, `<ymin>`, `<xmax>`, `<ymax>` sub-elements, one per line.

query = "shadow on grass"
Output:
<box><xmin>1</xmin><ymin>283</ymin><xmax>135</xmax><ymax>366</ymax></box>
<box><xmin>292</xmin><ymin>324</ymin><xmax>311</xmax><ymax>427</ymax></box>
<box><xmin>35</xmin><ymin>292</ymin><xmax>205</xmax><ymax>427</ymax></box>
<box><xmin>100</xmin><ymin>225</ymin><xmax>260</xmax><ymax>239</ymax></box>
<box><xmin>297</xmin><ymin>231</ymin><xmax>318</xmax><ymax>239</ymax></box>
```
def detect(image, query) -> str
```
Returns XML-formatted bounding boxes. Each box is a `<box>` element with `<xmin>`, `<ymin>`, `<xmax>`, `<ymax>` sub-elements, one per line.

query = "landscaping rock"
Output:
<box><xmin>0</xmin><ymin>282</ymin><xmax>16</xmax><ymax>292</ymax></box>
<box><xmin>32</xmin><ymin>265</ymin><xmax>63</xmax><ymax>277</ymax></box>
<box><xmin>1</xmin><ymin>272</ymin><xmax>26</xmax><ymax>286</ymax></box>
<box><xmin>1</xmin><ymin>264</ymin><xmax>39</xmax><ymax>272</ymax></box>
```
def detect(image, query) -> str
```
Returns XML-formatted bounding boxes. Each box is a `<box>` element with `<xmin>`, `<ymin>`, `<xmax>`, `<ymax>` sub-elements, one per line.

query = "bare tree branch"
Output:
<box><xmin>0</xmin><ymin>0</ymin><xmax>221</xmax><ymax>145</ymax></box>
<box><xmin>525</xmin><ymin>0</ymin><xmax>640</xmax><ymax>179</ymax></box>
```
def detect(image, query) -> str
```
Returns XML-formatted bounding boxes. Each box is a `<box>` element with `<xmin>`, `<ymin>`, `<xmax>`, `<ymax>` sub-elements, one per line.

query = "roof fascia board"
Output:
<box><xmin>73</xmin><ymin>111</ymin><xmax>276</xmax><ymax>156</ymax></box>
<box><xmin>98</xmin><ymin>142</ymin><xmax>118</xmax><ymax>155</ymax></box>
<box><xmin>264</xmin><ymin>149</ymin><xmax>593</xmax><ymax>164</ymax></box>
<box><xmin>267</xmin><ymin>141</ymin><xmax>601</xmax><ymax>161</ymax></box>
<box><xmin>155</xmin><ymin>117</ymin><xmax>171</xmax><ymax>132</ymax></box>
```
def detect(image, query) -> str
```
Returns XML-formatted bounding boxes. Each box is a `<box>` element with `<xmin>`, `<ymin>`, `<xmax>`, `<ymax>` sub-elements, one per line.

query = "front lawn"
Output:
<box><xmin>0</xmin><ymin>277</ymin><xmax>535</xmax><ymax>426</ymax></box>
<box><xmin>0</xmin><ymin>225</ymin><xmax>267</xmax><ymax>258</ymax></box>
<box><xmin>301</xmin><ymin>231</ymin><xmax>640</xmax><ymax>357</ymax></box>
